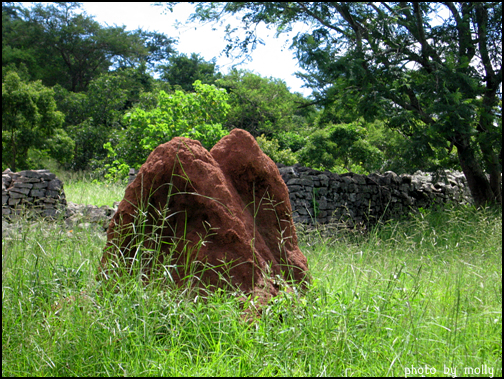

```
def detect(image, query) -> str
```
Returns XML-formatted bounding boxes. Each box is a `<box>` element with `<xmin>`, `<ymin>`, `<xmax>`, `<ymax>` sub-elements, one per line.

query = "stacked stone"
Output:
<box><xmin>278</xmin><ymin>165</ymin><xmax>472</xmax><ymax>227</ymax></box>
<box><xmin>2</xmin><ymin>169</ymin><xmax>67</xmax><ymax>218</ymax></box>
<box><xmin>128</xmin><ymin>168</ymin><xmax>137</xmax><ymax>186</ymax></box>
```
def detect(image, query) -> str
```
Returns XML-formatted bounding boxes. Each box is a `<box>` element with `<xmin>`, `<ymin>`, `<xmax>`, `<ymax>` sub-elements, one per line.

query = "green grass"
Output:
<box><xmin>55</xmin><ymin>170</ymin><xmax>126</xmax><ymax>207</ymax></box>
<box><xmin>2</xmin><ymin>177</ymin><xmax>502</xmax><ymax>377</ymax></box>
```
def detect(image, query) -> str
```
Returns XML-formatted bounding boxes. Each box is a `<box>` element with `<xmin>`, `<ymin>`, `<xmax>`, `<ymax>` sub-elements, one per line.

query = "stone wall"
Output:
<box><xmin>2</xmin><ymin>169</ymin><xmax>120</xmax><ymax>237</ymax></box>
<box><xmin>2</xmin><ymin>169</ymin><xmax>67</xmax><ymax>218</ymax></box>
<box><xmin>279</xmin><ymin>165</ymin><xmax>472</xmax><ymax>227</ymax></box>
<box><xmin>129</xmin><ymin>165</ymin><xmax>472</xmax><ymax>228</ymax></box>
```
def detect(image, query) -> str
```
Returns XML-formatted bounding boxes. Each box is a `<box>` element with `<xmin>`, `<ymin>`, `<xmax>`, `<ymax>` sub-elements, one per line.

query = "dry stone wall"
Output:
<box><xmin>130</xmin><ymin>164</ymin><xmax>472</xmax><ymax>228</ymax></box>
<box><xmin>2</xmin><ymin>169</ymin><xmax>120</xmax><ymax>238</ymax></box>
<box><xmin>277</xmin><ymin>165</ymin><xmax>472</xmax><ymax>227</ymax></box>
<box><xmin>2</xmin><ymin>169</ymin><xmax>67</xmax><ymax>218</ymax></box>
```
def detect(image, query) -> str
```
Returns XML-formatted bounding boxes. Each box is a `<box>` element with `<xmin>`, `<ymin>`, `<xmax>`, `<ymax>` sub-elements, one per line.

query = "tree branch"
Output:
<box><xmin>475</xmin><ymin>3</ymin><xmax>496</xmax><ymax>89</ymax></box>
<box><xmin>294</xmin><ymin>2</ymin><xmax>346</xmax><ymax>35</ymax></box>
<box><xmin>411</xmin><ymin>3</ymin><xmax>441</xmax><ymax>67</ymax></box>
<box><xmin>443</xmin><ymin>2</ymin><xmax>461</xmax><ymax>25</ymax></box>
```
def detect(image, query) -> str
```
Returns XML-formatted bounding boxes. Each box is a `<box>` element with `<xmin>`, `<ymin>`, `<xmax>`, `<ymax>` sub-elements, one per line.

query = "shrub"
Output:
<box><xmin>256</xmin><ymin>134</ymin><xmax>298</xmax><ymax>165</ymax></box>
<box><xmin>99</xmin><ymin>80</ymin><xmax>230</xmax><ymax>180</ymax></box>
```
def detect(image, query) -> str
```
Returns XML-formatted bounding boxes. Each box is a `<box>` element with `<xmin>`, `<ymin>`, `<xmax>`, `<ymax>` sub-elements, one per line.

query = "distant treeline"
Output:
<box><xmin>2</xmin><ymin>2</ymin><xmax>501</xmax><ymax>206</ymax></box>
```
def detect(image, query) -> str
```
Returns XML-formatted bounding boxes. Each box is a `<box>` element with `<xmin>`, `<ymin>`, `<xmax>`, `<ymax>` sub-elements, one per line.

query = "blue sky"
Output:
<box><xmin>77</xmin><ymin>2</ymin><xmax>314</xmax><ymax>97</ymax></box>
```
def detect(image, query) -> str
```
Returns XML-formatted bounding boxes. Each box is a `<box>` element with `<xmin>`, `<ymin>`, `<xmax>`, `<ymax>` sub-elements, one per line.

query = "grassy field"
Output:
<box><xmin>55</xmin><ymin>170</ymin><xmax>127</xmax><ymax>207</ymax></box>
<box><xmin>2</xmin><ymin>177</ymin><xmax>502</xmax><ymax>377</ymax></box>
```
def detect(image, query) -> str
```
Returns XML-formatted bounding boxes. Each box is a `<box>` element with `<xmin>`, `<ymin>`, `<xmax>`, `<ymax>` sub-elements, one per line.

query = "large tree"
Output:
<box><xmin>2</xmin><ymin>71</ymin><xmax>66</xmax><ymax>171</ymax></box>
<box><xmin>215</xmin><ymin>69</ymin><xmax>312</xmax><ymax>137</ymax></box>
<box><xmin>52</xmin><ymin>67</ymin><xmax>155</xmax><ymax>171</ymax></box>
<box><xmin>158</xmin><ymin>52</ymin><xmax>222</xmax><ymax>92</ymax></box>
<box><xmin>177</xmin><ymin>2</ymin><xmax>502</xmax><ymax>206</ymax></box>
<box><xmin>3</xmin><ymin>2</ymin><xmax>150</xmax><ymax>92</ymax></box>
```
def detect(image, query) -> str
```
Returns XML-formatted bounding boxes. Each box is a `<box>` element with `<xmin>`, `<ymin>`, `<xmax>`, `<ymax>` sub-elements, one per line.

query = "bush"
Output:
<box><xmin>256</xmin><ymin>134</ymin><xmax>298</xmax><ymax>165</ymax></box>
<box><xmin>98</xmin><ymin>80</ymin><xmax>230</xmax><ymax>179</ymax></box>
<box><xmin>298</xmin><ymin>122</ymin><xmax>384</xmax><ymax>173</ymax></box>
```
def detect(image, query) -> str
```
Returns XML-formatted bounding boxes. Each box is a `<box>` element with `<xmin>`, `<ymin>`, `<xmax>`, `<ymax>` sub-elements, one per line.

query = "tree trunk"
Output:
<box><xmin>477</xmin><ymin>94</ymin><xmax>502</xmax><ymax>205</ymax></box>
<box><xmin>489</xmin><ymin>169</ymin><xmax>502</xmax><ymax>205</ymax></box>
<box><xmin>453</xmin><ymin>132</ymin><xmax>495</xmax><ymax>207</ymax></box>
<box><xmin>481</xmin><ymin>142</ymin><xmax>503</xmax><ymax>205</ymax></box>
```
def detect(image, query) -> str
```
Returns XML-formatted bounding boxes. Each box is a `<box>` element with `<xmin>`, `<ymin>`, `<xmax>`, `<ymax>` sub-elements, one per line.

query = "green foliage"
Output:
<box><xmin>298</xmin><ymin>122</ymin><xmax>383</xmax><ymax>174</ymax></box>
<box><xmin>2</xmin><ymin>71</ymin><xmax>66</xmax><ymax>171</ymax></box>
<box><xmin>101</xmin><ymin>145</ymin><xmax>131</xmax><ymax>184</ymax></box>
<box><xmin>69</xmin><ymin>119</ymin><xmax>111</xmax><ymax>172</ymax></box>
<box><xmin>256</xmin><ymin>134</ymin><xmax>298</xmax><ymax>165</ymax></box>
<box><xmin>297</xmin><ymin>128</ymin><xmax>337</xmax><ymax>171</ymax></box>
<box><xmin>275</xmin><ymin>130</ymin><xmax>306</xmax><ymax>153</ymax></box>
<box><xmin>53</xmin><ymin>64</ymin><xmax>154</xmax><ymax>130</ymax></box>
<box><xmin>128</xmin><ymin>80</ymin><xmax>230</xmax><ymax>152</ymax></box>
<box><xmin>101</xmin><ymin>80</ymin><xmax>230</xmax><ymax>177</ymax></box>
<box><xmin>52</xmin><ymin>84</ymin><xmax>89</xmax><ymax>127</ymax></box>
<box><xmin>158</xmin><ymin>52</ymin><xmax>222</xmax><ymax>92</ymax></box>
<box><xmin>43</xmin><ymin>128</ymin><xmax>75</xmax><ymax>166</ymax></box>
<box><xmin>127</xmin><ymin>30</ymin><xmax>177</xmax><ymax>72</ymax></box>
<box><xmin>183</xmin><ymin>2</ymin><xmax>502</xmax><ymax>205</ymax></box>
<box><xmin>52</xmin><ymin>69</ymin><xmax>158</xmax><ymax>171</ymax></box>
<box><xmin>9</xmin><ymin>0</ymin><xmax>499</xmax><ymax>188</ymax></box>
<box><xmin>216</xmin><ymin>69</ymin><xmax>314</xmax><ymax>137</ymax></box>
<box><xmin>85</xmin><ymin>73</ymin><xmax>131</xmax><ymax>127</ymax></box>
<box><xmin>308</xmin><ymin>111</ymin><xmax>460</xmax><ymax>174</ymax></box>
<box><xmin>367</xmin><ymin>124</ymin><xmax>460</xmax><ymax>174</ymax></box>
<box><xmin>2</xmin><ymin>2</ymin><xmax>150</xmax><ymax>92</ymax></box>
<box><xmin>2</xmin><ymin>2</ymin><xmax>182</xmax><ymax>172</ymax></box>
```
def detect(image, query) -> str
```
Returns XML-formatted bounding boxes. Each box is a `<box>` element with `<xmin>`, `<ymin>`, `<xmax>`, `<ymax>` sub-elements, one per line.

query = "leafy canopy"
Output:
<box><xmin>53</xmin><ymin>68</ymin><xmax>153</xmax><ymax>171</ymax></box>
<box><xmin>2</xmin><ymin>2</ymin><xmax>159</xmax><ymax>92</ymax></box>
<box><xmin>298</xmin><ymin>122</ymin><xmax>383</xmax><ymax>174</ymax></box>
<box><xmin>256</xmin><ymin>134</ymin><xmax>298</xmax><ymax>166</ymax></box>
<box><xmin>2</xmin><ymin>71</ymin><xmax>69</xmax><ymax>171</ymax></box>
<box><xmin>216</xmin><ymin>69</ymin><xmax>314</xmax><ymax>137</ymax></box>
<box><xmin>158</xmin><ymin>53</ymin><xmax>222</xmax><ymax>92</ymax></box>
<box><xmin>101</xmin><ymin>80</ymin><xmax>230</xmax><ymax>180</ymax></box>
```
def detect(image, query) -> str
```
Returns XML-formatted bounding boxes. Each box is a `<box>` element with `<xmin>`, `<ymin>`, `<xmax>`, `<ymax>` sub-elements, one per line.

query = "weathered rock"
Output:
<box><xmin>276</xmin><ymin>167</ymin><xmax>474</xmax><ymax>227</ymax></box>
<box><xmin>100</xmin><ymin>129</ymin><xmax>310</xmax><ymax>300</ymax></box>
<box><xmin>65</xmin><ymin>202</ymin><xmax>118</xmax><ymax>230</ymax></box>
<box><xmin>2</xmin><ymin>168</ymin><xmax>66</xmax><ymax>218</ymax></box>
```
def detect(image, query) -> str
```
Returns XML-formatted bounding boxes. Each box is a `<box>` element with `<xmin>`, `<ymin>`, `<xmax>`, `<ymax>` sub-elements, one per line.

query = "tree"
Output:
<box><xmin>100</xmin><ymin>80</ymin><xmax>230</xmax><ymax>179</ymax></box>
<box><xmin>216</xmin><ymin>69</ymin><xmax>313</xmax><ymax>137</ymax></box>
<box><xmin>3</xmin><ymin>2</ymin><xmax>149</xmax><ymax>92</ymax></box>
<box><xmin>158</xmin><ymin>52</ymin><xmax>222</xmax><ymax>92</ymax></box>
<box><xmin>177</xmin><ymin>2</ymin><xmax>502</xmax><ymax>206</ymax></box>
<box><xmin>298</xmin><ymin>122</ymin><xmax>383</xmax><ymax>174</ymax></box>
<box><xmin>364</xmin><ymin>119</ymin><xmax>460</xmax><ymax>174</ymax></box>
<box><xmin>125</xmin><ymin>80</ymin><xmax>229</xmax><ymax>152</ymax></box>
<box><xmin>2</xmin><ymin>71</ymin><xmax>66</xmax><ymax>171</ymax></box>
<box><xmin>52</xmin><ymin>68</ymin><xmax>156</xmax><ymax>171</ymax></box>
<box><xmin>312</xmin><ymin>108</ymin><xmax>460</xmax><ymax>174</ymax></box>
<box><xmin>121</xmin><ymin>29</ymin><xmax>177</xmax><ymax>71</ymax></box>
<box><xmin>256</xmin><ymin>134</ymin><xmax>298</xmax><ymax>165</ymax></box>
